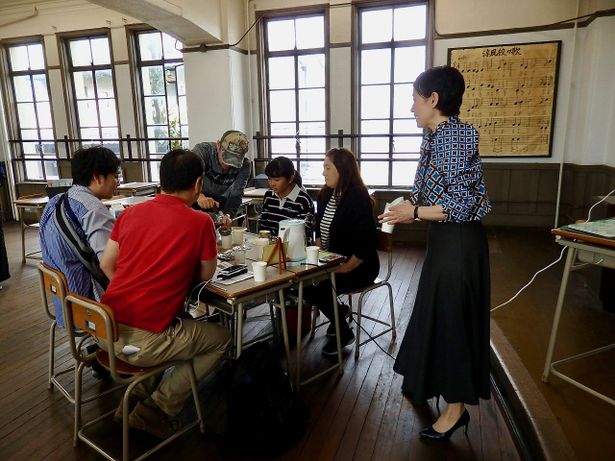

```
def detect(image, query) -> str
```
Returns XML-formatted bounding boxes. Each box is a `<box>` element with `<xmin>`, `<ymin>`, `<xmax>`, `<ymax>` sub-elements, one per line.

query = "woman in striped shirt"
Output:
<box><xmin>305</xmin><ymin>148</ymin><xmax>380</xmax><ymax>358</ymax></box>
<box><xmin>259</xmin><ymin>156</ymin><xmax>315</xmax><ymax>238</ymax></box>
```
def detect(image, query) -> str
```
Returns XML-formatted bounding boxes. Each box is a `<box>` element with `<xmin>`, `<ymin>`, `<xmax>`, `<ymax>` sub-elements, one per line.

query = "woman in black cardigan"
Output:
<box><xmin>305</xmin><ymin>147</ymin><xmax>379</xmax><ymax>357</ymax></box>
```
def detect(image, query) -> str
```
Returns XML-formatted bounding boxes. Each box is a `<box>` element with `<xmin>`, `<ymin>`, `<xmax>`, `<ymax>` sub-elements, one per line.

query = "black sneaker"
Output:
<box><xmin>322</xmin><ymin>328</ymin><xmax>355</xmax><ymax>358</ymax></box>
<box><xmin>129</xmin><ymin>399</ymin><xmax>179</xmax><ymax>439</ymax></box>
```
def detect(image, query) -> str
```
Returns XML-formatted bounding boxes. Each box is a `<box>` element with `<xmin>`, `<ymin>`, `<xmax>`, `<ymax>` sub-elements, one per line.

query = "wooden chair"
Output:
<box><xmin>346</xmin><ymin>230</ymin><xmax>397</xmax><ymax>360</ymax></box>
<box><xmin>64</xmin><ymin>293</ymin><xmax>206</xmax><ymax>461</ymax></box>
<box><xmin>38</xmin><ymin>263</ymin><xmax>121</xmax><ymax>446</ymax></box>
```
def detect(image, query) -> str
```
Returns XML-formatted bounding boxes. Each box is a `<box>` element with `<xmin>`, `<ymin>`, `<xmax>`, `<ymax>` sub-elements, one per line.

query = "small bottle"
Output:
<box><xmin>109</xmin><ymin>203</ymin><xmax>125</xmax><ymax>219</ymax></box>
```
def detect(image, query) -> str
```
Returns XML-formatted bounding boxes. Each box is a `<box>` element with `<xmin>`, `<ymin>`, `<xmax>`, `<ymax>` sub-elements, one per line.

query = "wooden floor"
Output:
<box><xmin>1</xmin><ymin>221</ymin><xmax>523</xmax><ymax>461</ymax></box>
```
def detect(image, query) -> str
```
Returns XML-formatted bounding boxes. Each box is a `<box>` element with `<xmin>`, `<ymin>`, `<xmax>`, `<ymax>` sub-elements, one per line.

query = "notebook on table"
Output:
<box><xmin>565</xmin><ymin>218</ymin><xmax>615</xmax><ymax>239</ymax></box>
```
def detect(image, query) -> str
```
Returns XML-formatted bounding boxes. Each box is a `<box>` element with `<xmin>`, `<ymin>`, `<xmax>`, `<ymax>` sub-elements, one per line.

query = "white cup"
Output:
<box><xmin>220</xmin><ymin>233</ymin><xmax>233</xmax><ymax>250</ymax></box>
<box><xmin>252</xmin><ymin>261</ymin><xmax>267</xmax><ymax>283</ymax></box>
<box><xmin>306</xmin><ymin>246</ymin><xmax>320</xmax><ymax>265</ymax></box>
<box><xmin>231</xmin><ymin>227</ymin><xmax>246</xmax><ymax>245</ymax></box>
<box><xmin>381</xmin><ymin>203</ymin><xmax>395</xmax><ymax>234</ymax></box>
<box><xmin>254</xmin><ymin>237</ymin><xmax>269</xmax><ymax>260</ymax></box>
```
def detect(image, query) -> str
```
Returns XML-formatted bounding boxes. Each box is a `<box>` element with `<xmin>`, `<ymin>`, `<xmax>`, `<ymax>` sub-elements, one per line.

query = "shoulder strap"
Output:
<box><xmin>54</xmin><ymin>193</ymin><xmax>109</xmax><ymax>290</ymax></box>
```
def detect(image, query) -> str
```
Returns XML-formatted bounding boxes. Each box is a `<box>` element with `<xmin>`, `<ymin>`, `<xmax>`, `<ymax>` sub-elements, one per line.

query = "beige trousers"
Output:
<box><xmin>112</xmin><ymin>318</ymin><xmax>231</xmax><ymax>416</ymax></box>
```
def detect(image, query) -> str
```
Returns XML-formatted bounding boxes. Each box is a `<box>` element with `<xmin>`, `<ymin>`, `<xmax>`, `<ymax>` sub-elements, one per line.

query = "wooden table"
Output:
<box><xmin>115</xmin><ymin>182</ymin><xmax>158</xmax><ymax>196</ymax></box>
<box><xmin>542</xmin><ymin>227</ymin><xmax>615</xmax><ymax>406</ymax></box>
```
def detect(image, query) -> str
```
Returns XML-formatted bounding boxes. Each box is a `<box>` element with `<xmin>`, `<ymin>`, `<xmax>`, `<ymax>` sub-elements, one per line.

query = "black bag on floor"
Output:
<box><xmin>224</xmin><ymin>341</ymin><xmax>309</xmax><ymax>457</ymax></box>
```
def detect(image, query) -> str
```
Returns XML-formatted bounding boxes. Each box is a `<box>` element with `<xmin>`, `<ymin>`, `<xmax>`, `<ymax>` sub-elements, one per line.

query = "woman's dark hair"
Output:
<box><xmin>160</xmin><ymin>149</ymin><xmax>203</xmax><ymax>193</ymax></box>
<box><xmin>264</xmin><ymin>156</ymin><xmax>302</xmax><ymax>187</ymax></box>
<box><xmin>413</xmin><ymin>66</ymin><xmax>465</xmax><ymax>117</ymax></box>
<box><xmin>318</xmin><ymin>147</ymin><xmax>372</xmax><ymax>204</ymax></box>
<box><xmin>71</xmin><ymin>146</ymin><xmax>121</xmax><ymax>186</ymax></box>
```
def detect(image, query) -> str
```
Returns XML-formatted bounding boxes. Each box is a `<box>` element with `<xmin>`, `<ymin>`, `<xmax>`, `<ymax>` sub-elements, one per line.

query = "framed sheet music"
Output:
<box><xmin>448</xmin><ymin>41</ymin><xmax>561</xmax><ymax>157</ymax></box>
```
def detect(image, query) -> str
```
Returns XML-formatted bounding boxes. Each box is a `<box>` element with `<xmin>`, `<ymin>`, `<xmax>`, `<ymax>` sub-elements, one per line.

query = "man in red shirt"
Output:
<box><xmin>100</xmin><ymin>149</ymin><xmax>230</xmax><ymax>438</ymax></box>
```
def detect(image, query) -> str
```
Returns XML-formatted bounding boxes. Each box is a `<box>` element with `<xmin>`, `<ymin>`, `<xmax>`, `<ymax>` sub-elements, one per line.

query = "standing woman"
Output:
<box><xmin>379</xmin><ymin>66</ymin><xmax>491</xmax><ymax>439</ymax></box>
<box><xmin>259</xmin><ymin>156</ymin><xmax>315</xmax><ymax>238</ymax></box>
<box><xmin>305</xmin><ymin>148</ymin><xmax>379</xmax><ymax>357</ymax></box>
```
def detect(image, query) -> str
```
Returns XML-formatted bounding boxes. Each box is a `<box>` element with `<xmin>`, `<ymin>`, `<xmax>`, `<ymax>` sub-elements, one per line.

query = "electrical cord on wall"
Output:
<box><xmin>491</xmin><ymin>188</ymin><xmax>615</xmax><ymax>313</ymax></box>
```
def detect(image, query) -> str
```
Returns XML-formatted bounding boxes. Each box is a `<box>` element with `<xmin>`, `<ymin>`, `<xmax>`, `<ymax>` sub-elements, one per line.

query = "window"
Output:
<box><xmin>135</xmin><ymin>30</ymin><xmax>187</xmax><ymax>182</ymax></box>
<box><xmin>5</xmin><ymin>41</ymin><xmax>57</xmax><ymax>181</ymax></box>
<box><xmin>263</xmin><ymin>13</ymin><xmax>327</xmax><ymax>185</ymax></box>
<box><xmin>358</xmin><ymin>2</ymin><xmax>428</xmax><ymax>187</ymax></box>
<box><xmin>66</xmin><ymin>34</ymin><xmax>120</xmax><ymax>154</ymax></box>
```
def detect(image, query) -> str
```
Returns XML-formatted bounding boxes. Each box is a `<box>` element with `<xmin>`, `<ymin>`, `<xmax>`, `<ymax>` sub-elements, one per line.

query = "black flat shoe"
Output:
<box><xmin>419</xmin><ymin>409</ymin><xmax>470</xmax><ymax>440</ymax></box>
<box><xmin>321</xmin><ymin>328</ymin><xmax>355</xmax><ymax>357</ymax></box>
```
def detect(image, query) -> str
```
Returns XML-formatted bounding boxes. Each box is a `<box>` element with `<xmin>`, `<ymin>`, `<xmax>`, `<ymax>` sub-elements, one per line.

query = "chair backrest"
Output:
<box><xmin>38</xmin><ymin>262</ymin><xmax>68</xmax><ymax>322</ymax></box>
<box><xmin>376</xmin><ymin>230</ymin><xmax>394</xmax><ymax>282</ymax></box>
<box><xmin>65</xmin><ymin>293</ymin><xmax>121</xmax><ymax>376</ymax></box>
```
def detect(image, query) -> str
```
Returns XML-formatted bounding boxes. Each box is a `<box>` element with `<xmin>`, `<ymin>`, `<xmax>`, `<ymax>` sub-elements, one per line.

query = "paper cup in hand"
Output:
<box><xmin>252</xmin><ymin>261</ymin><xmax>267</xmax><ymax>283</ymax></box>
<box><xmin>381</xmin><ymin>202</ymin><xmax>395</xmax><ymax>234</ymax></box>
<box><xmin>306</xmin><ymin>246</ymin><xmax>320</xmax><ymax>265</ymax></box>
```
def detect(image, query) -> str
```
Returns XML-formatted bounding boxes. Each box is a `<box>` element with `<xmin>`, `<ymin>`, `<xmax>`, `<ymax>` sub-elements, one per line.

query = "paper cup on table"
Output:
<box><xmin>231</xmin><ymin>227</ymin><xmax>246</xmax><ymax>245</ymax></box>
<box><xmin>306</xmin><ymin>246</ymin><xmax>320</xmax><ymax>265</ymax></box>
<box><xmin>252</xmin><ymin>261</ymin><xmax>267</xmax><ymax>283</ymax></box>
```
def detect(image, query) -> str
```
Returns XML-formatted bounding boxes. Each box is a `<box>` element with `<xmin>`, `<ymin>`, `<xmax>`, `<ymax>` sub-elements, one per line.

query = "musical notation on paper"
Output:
<box><xmin>449</xmin><ymin>42</ymin><xmax>560</xmax><ymax>157</ymax></box>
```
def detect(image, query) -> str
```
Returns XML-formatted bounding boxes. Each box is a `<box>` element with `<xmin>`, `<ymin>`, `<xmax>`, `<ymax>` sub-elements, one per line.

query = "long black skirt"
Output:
<box><xmin>393</xmin><ymin>221</ymin><xmax>490</xmax><ymax>405</ymax></box>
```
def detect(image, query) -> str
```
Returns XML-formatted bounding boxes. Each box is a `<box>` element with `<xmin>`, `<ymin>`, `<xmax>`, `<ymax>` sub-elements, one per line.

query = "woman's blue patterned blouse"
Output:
<box><xmin>409</xmin><ymin>116</ymin><xmax>491</xmax><ymax>222</ymax></box>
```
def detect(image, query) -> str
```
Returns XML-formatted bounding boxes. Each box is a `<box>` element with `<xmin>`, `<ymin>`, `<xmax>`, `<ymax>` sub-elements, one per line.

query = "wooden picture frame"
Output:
<box><xmin>448</xmin><ymin>41</ymin><xmax>561</xmax><ymax>158</ymax></box>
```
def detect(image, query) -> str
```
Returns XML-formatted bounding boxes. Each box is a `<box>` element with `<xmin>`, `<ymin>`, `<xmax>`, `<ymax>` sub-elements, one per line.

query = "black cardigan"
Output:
<box><xmin>316</xmin><ymin>187</ymin><xmax>380</xmax><ymax>287</ymax></box>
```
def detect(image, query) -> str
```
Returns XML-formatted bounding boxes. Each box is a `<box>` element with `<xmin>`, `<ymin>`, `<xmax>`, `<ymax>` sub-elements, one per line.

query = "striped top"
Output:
<box><xmin>319</xmin><ymin>194</ymin><xmax>338</xmax><ymax>251</ymax></box>
<box><xmin>259</xmin><ymin>184</ymin><xmax>315</xmax><ymax>238</ymax></box>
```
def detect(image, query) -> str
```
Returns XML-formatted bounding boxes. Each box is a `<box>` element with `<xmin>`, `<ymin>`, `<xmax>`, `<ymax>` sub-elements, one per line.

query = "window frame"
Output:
<box><xmin>354</xmin><ymin>0</ymin><xmax>432</xmax><ymax>188</ymax></box>
<box><xmin>1</xmin><ymin>36</ymin><xmax>58</xmax><ymax>182</ymax></box>
<box><xmin>61</xmin><ymin>29</ymin><xmax>122</xmax><ymax>156</ymax></box>
<box><xmin>258</xmin><ymin>7</ymin><xmax>330</xmax><ymax>186</ymax></box>
<box><xmin>130</xmin><ymin>26</ymin><xmax>187</xmax><ymax>182</ymax></box>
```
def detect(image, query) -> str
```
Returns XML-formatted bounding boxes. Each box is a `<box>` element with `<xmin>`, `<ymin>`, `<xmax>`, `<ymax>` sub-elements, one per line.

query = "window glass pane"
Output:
<box><xmin>141</xmin><ymin>66</ymin><xmax>165</xmax><ymax>95</ymax></box>
<box><xmin>9</xmin><ymin>46</ymin><xmax>29</xmax><ymax>71</ymax></box>
<box><xmin>393</xmin><ymin>83</ymin><xmax>413</xmax><ymax>118</ymax></box>
<box><xmin>148</xmin><ymin>126</ymin><xmax>169</xmax><ymax>153</ymax></box>
<box><xmin>91</xmin><ymin>37</ymin><xmax>111</xmax><ymax>65</ymax></box>
<box><xmin>80</xmin><ymin>128</ymin><xmax>100</xmax><ymax>140</ymax></box>
<box><xmin>361</xmin><ymin>120</ymin><xmax>389</xmax><ymax>153</ymax></box>
<box><xmin>28</xmin><ymin>44</ymin><xmax>45</xmax><ymax>70</ymax></box>
<box><xmin>70</xmin><ymin>40</ymin><xmax>92</xmax><ymax>66</ymax></box>
<box><xmin>162</xmin><ymin>33</ymin><xmax>182</xmax><ymax>59</ymax></box>
<box><xmin>298</xmin><ymin>54</ymin><xmax>325</xmax><ymax>88</ymax></box>
<box><xmin>176</xmin><ymin>65</ymin><xmax>186</xmax><ymax>95</ymax></box>
<box><xmin>32</xmin><ymin>74</ymin><xmax>49</xmax><ymax>101</ymax></box>
<box><xmin>299</xmin><ymin>122</ymin><xmax>325</xmax><ymax>153</ymax></box>
<box><xmin>360</xmin><ymin>161</ymin><xmax>388</xmax><ymax>185</ymax></box>
<box><xmin>298</xmin><ymin>88</ymin><xmax>324</xmax><ymax>121</ymax></box>
<box><xmin>394</xmin><ymin>46</ymin><xmax>425</xmax><ymax>83</ymax></box>
<box><xmin>37</xmin><ymin>102</ymin><xmax>53</xmax><ymax>128</ymax></box>
<box><xmin>394</xmin><ymin>5</ymin><xmax>427</xmax><ymax>41</ymax></box>
<box><xmin>73</xmin><ymin>71</ymin><xmax>95</xmax><ymax>99</ymax></box>
<box><xmin>267</xmin><ymin>19</ymin><xmax>295</xmax><ymax>52</ymax></box>
<box><xmin>144</xmin><ymin>96</ymin><xmax>168</xmax><ymax>125</ymax></box>
<box><xmin>40</xmin><ymin>129</ymin><xmax>56</xmax><ymax>154</ymax></box>
<box><xmin>139</xmin><ymin>32</ymin><xmax>163</xmax><ymax>61</ymax></box>
<box><xmin>269</xmin><ymin>90</ymin><xmax>296</xmax><ymax>122</ymax></box>
<box><xmin>270</xmin><ymin>122</ymin><xmax>296</xmax><ymax>153</ymax></box>
<box><xmin>13</xmin><ymin>76</ymin><xmax>33</xmax><ymax>102</ymax></box>
<box><xmin>99</xmin><ymin>99</ymin><xmax>117</xmax><ymax>127</ymax></box>
<box><xmin>44</xmin><ymin>161</ymin><xmax>59</xmax><ymax>180</ymax></box>
<box><xmin>296</xmin><ymin>16</ymin><xmax>324</xmax><ymax>49</ymax></box>
<box><xmin>393</xmin><ymin>134</ymin><xmax>422</xmax><ymax>153</ymax></box>
<box><xmin>179</xmin><ymin>96</ymin><xmax>188</xmax><ymax>124</ymax></box>
<box><xmin>101</xmin><ymin>127</ymin><xmax>118</xmax><ymax>139</ymax></box>
<box><xmin>361</xmin><ymin>85</ymin><xmax>390</xmax><ymax>119</ymax></box>
<box><xmin>95</xmin><ymin>69</ymin><xmax>114</xmax><ymax>98</ymax></box>
<box><xmin>268</xmin><ymin>57</ymin><xmax>295</xmax><ymax>89</ymax></box>
<box><xmin>17</xmin><ymin>103</ymin><xmax>37</xmax><ymax>128</ymax></box>
<box><xmin>25</xmin><ymin>161</ymin><xmax>43</xmax><ymax>180</ymax></box>
<box><xmin>394</xmin><ymin>118</ymin><xmax>423</xmax><ymax>135</ymax></box>
<box><xmin>77</xmin><ymin>100</ymin><xmax>99</xmax><ymax>127</ymax></box>
<box><xmin>361</xmin><ymin>49</ymin><xmax>391</xmax><ymax>84</ymax></box>
<box><xmin>361</xmin><ymin>9</ymin><xmax>392</xmax><ymax>44</ymax></box>
<box><xmin>21</xmin><ymin>129</ymin><xmax>39</xmax><ymax>154</ymax></box>
<box><xmin>392</xmin><ymin>161</ymin><xmax>417</xmax><ymax>187</ymax></box>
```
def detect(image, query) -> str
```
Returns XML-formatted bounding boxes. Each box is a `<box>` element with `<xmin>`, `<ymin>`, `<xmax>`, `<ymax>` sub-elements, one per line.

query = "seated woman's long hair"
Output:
<box><xmin>319</xmin><ymin>147</ymin><xmax>372</xmax><ymax>205</ymax></box>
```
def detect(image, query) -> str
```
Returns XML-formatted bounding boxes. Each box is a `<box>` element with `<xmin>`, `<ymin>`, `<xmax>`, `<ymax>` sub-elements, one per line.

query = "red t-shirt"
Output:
<box><xmin>101</xmin><ymin>194</ymin><xmax>216</xmax><ymax>332</ymax></box>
